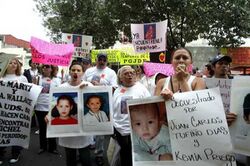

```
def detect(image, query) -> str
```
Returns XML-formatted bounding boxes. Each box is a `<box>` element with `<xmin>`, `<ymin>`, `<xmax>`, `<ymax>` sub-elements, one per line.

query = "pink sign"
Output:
<box><xmin>30</xmin><ymin>37</ymin><xmax>74</xmax><ymax>66</ymax></box>
<box><xmin>143</xmin><ymin>62</ymin><xmax>174</xmax><ymax>77</ymax></box>
<box><xmin>143</xmin><ymin>62</ymin><xmax>193</xmax><ymax>77</ymax></box>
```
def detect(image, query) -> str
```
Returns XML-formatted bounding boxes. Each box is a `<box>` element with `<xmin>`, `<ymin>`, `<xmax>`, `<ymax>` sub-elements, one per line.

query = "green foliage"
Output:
<box><xmin>34</xmin><ymin>0</ymin><xmax>250</xmax><ymax>49</ymax></box>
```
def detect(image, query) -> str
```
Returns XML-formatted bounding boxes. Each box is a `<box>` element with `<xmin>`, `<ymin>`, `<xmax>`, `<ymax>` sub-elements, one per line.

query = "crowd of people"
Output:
<box><xmin>0</xmin><ymin>48</ymin><xmax>248</xmax><ymax>166</ymax></box>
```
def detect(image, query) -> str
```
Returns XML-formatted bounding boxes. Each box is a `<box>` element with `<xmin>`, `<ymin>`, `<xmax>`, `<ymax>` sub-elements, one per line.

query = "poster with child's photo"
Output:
<box><xmin>229</xmin><ymin>77</ymin><xmax>250</xmax><ymax>156</ymax></box>
<box><xmin>47</xmin><ymin>88</ymin><xmax>82</xmax><ymax>138</ymax></box>
<box><xmin>127</xmin><ymin>96</ymin><xmax>175</xmax><ymax>166</ymax></box>
<box><xmin>82</xmin><ymin>86</ymin><xmax>113</xmax><ymax>135</ymax></box>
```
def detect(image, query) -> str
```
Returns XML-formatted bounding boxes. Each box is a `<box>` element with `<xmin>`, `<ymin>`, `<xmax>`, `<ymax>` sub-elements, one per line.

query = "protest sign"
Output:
<box><xmin>62</xmin><ymin>33</ymin><xmax>93</xmax><ymax>57</ymax></box>
<box><xmin>0</xmin><ymin>80</ymin><xmax>42</xmax><ymax>148</ymax></box>
<box><xmin>127</xmin><ymin>96</ymin><xmax>175</xmax><ymax>166</ymax></box>
<box><xmin>91</xmin><ymin>49</ymin><xmax>119</xmax><ymax>63</ymax></box>
<box><xmin>205</xmin><ymin>78</ymin><xmax>232</xmax><ymax>113</ymax></box>
<box><xmin>229</xmin><ymin>77</ymin><xmax>250</xmax><ymax>156</ymax></box>
<box><xmin>30</xmin><ymin>36</ymin><xmax>74</xmax><ymax>66</ymax></box>
<box><xmin>165</xmin><ymin>88</ymin><xmax>235</xmax><ymax>166</ymax></box>
<box><xmin>47</xmin><ymin>86</ymin><xmax>113</xmax><ymax>137</ymax></box>
<box><xmin>131</xmin><ymin>20</ymin><xmax>167</xmax><ymax>53</ymax></box>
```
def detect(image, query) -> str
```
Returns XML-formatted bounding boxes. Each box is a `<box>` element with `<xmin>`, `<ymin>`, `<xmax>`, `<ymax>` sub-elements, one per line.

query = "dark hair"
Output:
<box><xmin>129</xmin><ymin>103</ymin><xmax>160</xmax><ymax>117</ymax></box>
<box><xmin>51</xmin><ymin>95</ymin><xmax>77</xmax><ymax>117</ymax></box>
<box><xmin>85</xmin><ymin>95</ymin><xmax>104</xmax><ymax>110</ymax></box>
<box><xmin>29</xmin><ymin>59</ymin><xmax>33</xmax><ymax>66</ymax></box>
<box><xmin>69</xmin><ymin>61</ymin><xmax>84</xmax><ymax>71</ymax></box>
<box><xmin>205</xmin><ymin>63</ymin><xmax>214</xmax><ymax>77</ymax></box>
<box><xmin>243</xmin><ymin>93</ymin><xmax>250</xmax><ymax>120</ymax></box>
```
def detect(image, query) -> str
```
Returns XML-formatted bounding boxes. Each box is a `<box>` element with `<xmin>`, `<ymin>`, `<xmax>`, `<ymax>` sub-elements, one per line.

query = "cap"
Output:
<box><xmin>82</xmin><ymin>57</ymin><xmax>91</xmax><ymax>64</ymax></box>
<box><xmin>97</xmin><ymin>53</ymin><xmax>107</xmax><ymax>59</ymax></box>
<box><xmin>211</xmin><ymin>54</ymin><xmax>232</xmax><ymax>65</ymax></box>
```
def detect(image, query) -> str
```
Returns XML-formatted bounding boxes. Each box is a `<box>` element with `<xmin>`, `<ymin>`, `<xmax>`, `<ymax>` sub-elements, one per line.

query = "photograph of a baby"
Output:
<box><xmin>129</xmin><ymin>102</ymin><xmax>172</xmax><ymax>161</ymax></box>
<box><xmin>84</xmin><ymin>94</ymin><xmax>109</xmax><ymax>123</ymax></box>
<box><xmin>237</xmin><ymin>93</ymin><xmax>250</xmax><ymax>137</ymax></box>
<box><xmin>51</xmin><ymin>94</ymin><xmax>78</xmax><ymax>125</ymax></box>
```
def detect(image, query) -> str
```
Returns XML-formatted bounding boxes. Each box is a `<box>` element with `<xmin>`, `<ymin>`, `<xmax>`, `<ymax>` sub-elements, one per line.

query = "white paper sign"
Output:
<box><xmin>0</xmin><ymin>81</ymin><xmax>42</xmax><ymax>148</ymax></box>
<box><xmin>229</xmin><ymin>77</ymin><xmax>250</xmax><ymax>156</ymax></box>
<box><xmin>47</xmin><ymin>86</ymin><xmax>113</xmax><ymax>137</ymax></box>
<box><xmin>205</xmin><ymin>78</ymin><xmax>232</xmax><ymax>113</ymax></box>
<box><xmin>62</xmin><ymin>33</ymin><xmax>93</xmax><ymax>56</ymax></box>
<box><xmin>165</xmin><ymin>88</ymin><xmax>235</xmax><ymax>166</ymax></box>
<box><xmin>131</xmin><ymin>20</ymin><xmax>167</xmax><ymax>53</ymax></box>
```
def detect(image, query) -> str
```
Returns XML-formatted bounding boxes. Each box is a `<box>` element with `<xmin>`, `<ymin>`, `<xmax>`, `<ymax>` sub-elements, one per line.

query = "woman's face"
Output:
<box><xmin>120</xmin><ymin>68</ymin><xmax>136</xmax><ymax>87</ymax></box>
<box><xmin>87</xmin><ymin>97</ymin><xmax>101</xmax><ymax>113</ymax></box>
<box><xmin>56</xmin><ymin>99</ymin><xmax>72</xmax><ymax>119</ymax></box>
<box><xmin>6</xmin><ymin>59</ymin><xmax>18</xmax><ymax>74</ymax></box>
<box><xmin>172</xmin><ymin>49</ymin><xmax>192</xmax><ymax>72</ymax></box>
<box><xmin>70</xmin><ymin>64</ymin><xmax>83</xmax><ymax>82</ymax></box>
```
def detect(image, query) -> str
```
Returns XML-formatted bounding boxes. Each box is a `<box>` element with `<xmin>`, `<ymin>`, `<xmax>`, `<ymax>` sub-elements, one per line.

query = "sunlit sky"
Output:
<box><xmin>0</xmin><ymin>0</ymin><xmax>50</xmax><ymax>42</ymax></box>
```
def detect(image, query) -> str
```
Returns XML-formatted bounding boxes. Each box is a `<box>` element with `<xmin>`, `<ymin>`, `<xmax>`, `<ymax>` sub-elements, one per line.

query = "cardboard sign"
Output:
<box><xmin>166</xmin><ymin>88</ymin><xmax>235</xmax><ymax>166</ymax></box>
<box><xmin>0</xmin><ymin>81</ymin><xmax>42</xmax><ymax>148</ymax></box>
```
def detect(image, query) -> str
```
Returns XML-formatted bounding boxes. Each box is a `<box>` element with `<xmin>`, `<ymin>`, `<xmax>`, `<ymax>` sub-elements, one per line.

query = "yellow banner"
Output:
<box><xmin>91</xmin><ymin>49</ymin><xmax>149</xmax><ymax>65</ymax></box>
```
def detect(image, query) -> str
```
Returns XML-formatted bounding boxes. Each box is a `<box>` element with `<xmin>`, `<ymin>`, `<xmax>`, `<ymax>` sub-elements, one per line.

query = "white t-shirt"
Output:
<box><xmin>35</xmin><ymin>76</ymin><xmax>61</xmax><ymax>112</ymax></box>
<box><xmin>113</xmin><ymin>82</ymin><xmax>151</xmax><ymax>136</ymax></box>
<box><xmin>58</xmin><ymin>81</ymin><xmax>94</xmax><ymax>149</ymax></box>
<box><xmin>83</xmin><ymin>66</ymin><xmax>117</xmax><ymax>87</ymax></box>
<box><xmin>2</xmin><ymin>74</ymin><xmax>28</xmax><ymax>83</ymax></box>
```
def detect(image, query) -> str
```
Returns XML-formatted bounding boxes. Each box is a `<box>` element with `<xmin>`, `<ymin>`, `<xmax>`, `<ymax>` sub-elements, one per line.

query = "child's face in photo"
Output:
<box><xmin>87</xmin><ymin>97</ymin><xmax>101</xmax><ymax>113</ymax></box>
<box><xmin>244</xmin><ymin>114</ymin><xmax>250</xmax><ymax>124</ymax></box>
<box><xmin>131</xmin><ymin>104</ymin><xmax>160</xmax><ymax>141</ymax></box>
<box><xmin>56</xmin><ymin>99</ymin><xmax>72</xmax><ymax>119</ymax></box>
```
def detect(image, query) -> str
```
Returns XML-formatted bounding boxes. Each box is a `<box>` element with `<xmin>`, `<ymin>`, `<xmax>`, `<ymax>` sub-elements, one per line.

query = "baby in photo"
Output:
<box><xmin>129</xmin><ymin>102</ymin><xmax>172</xmax><ymax>161</ymax></box>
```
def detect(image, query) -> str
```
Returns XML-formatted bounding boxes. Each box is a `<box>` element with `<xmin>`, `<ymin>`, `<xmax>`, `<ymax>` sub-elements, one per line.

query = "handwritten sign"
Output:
<box><xmin>131</xmin><ymin>20</ymin><xmax>167</xmax><ymax>53</ymax></box>
<box><xmin>165</xmin><ymin>88</ymin><xmax>235</xmax><ymax>166</ymax></box>
<box><xmin>205</xmin><ymin>78</ymin><xmax>232</xmax><ymax>113</ymax></box>
<box><xmin>30</xmin><ymin>37</ymin><xmax>74</xmax><ymax>66</ymax></box>
<box><xmin>62</xmin><ymin>33</ymin><xmax>93</xmax><ymax>57</ymax></box>
<box><xmin>0</xmin><ymin>81</ymin><xmax>42</xmax><ymax>148</ymax></box>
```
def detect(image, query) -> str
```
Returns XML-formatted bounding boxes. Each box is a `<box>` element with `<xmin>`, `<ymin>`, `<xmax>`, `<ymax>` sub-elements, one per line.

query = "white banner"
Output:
<box><xmin>229</xmin><ymin>77</ymin><xmax>250</xmax><ymax>156</ymax></box>
<box><xmin>205</xmin><ymin>78</ymin><xmax>232</xmax><ymax>113</ymax></box>
<box><xmin>0</xmin><ymin>81</ymin><xmax>42</xmax><ymax>148</ymax></box>
<box><xmin>131</xmin><ymin>20</ymin><xmax>167</xmax><ymax>53</ymax></box>
<box><xmin>166</xmin><ymin>88</ymin><xmax>235</xmax><ymax>166</ymax></box>
<box><xmin>62</xmin><ymin>33</ymin><xmax>93</xmax><ymax>57</ymax></box>
<box><xmin>47</xmin><ymin>86</ymin><xmax>113</xmax><ymax>137</ymax></box>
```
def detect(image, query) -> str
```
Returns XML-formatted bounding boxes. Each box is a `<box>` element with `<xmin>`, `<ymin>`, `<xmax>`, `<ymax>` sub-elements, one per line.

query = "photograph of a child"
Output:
<box><xmin>129</xmin><ymin>102</ymin><xmax>172</xmax><ymax>161</ymax></box>
<box><xmin>72</xmin><ymin>34</ymin><xmax>82</xmax><ymax>47</ymax></box>
<box><xmin>51</xmin><ymin>94</ymin><xmax>78</xmax><ymax>125</ymax></box>
<box><xmin>237</xmin><ymin>93</ymin><xmax>250</xmax><ymax>137</ymax></box>
<box><xmin>144</xmin><ymin>24</ymin><xmax>156</xmax><ymax>40</ymax></box>
<box><xmin>83</xmin><ymin>93</ymin><xmax>110</xmax><ymax>123</ymax></box>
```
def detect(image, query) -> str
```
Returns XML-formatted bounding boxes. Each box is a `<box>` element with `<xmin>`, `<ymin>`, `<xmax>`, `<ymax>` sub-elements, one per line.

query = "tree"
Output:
<box><xmin>34</xmin><ymin>0</ymin><xmax>250</xmax><ymax>50</ymax></box>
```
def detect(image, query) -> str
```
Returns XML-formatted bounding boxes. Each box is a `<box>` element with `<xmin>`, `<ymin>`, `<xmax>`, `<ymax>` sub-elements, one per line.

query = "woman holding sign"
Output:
<box><xmin>155</xmin><ymin>48</ymin><xmax>206</xmax><ymax>98</ymax></box>
<box><xmin>0</xmin><ymin>57</ymin><xmax>28</xmax><ymax>164</ymax></box>
<box><xmin>46</xmin><ymin>61</ymin><xmax>93</xmax><ymax>166</ymax></box>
